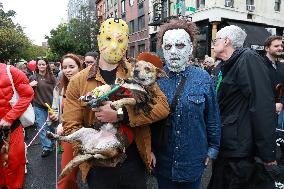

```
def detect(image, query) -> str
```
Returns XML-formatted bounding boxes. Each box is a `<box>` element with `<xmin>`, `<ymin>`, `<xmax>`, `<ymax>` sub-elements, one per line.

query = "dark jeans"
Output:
<box><xmin>156</xmin><ymin>174</ymin><xmax>201</xmax><ymax>189</ymax></box>
<box><xmin>208</xmin><ymin>157</ymin><xmax>274</xmax><ymax>189</ymax></box>
<box><xmin>87</xmin><ymin>160</ymin><xmax>147</xmax><ymax>189</ymax></box>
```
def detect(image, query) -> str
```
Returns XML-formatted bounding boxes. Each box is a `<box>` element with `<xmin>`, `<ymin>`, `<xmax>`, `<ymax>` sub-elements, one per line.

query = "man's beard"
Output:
<box><xmin>278</xmin><ymin>52</ymin><xmax>284</xmax><ymax>59</ymax></box>
<box><xmin>272</xmin><ymin>51</ymin><xmax>284</xmax><ymax>59</ymax></box>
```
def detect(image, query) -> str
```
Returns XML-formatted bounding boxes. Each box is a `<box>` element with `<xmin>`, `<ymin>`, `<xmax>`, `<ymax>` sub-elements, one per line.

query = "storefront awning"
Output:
<box><xmin>227</xmin><ymin>21</ymin><xmax>271</xmax><ymax>48</ymax></box>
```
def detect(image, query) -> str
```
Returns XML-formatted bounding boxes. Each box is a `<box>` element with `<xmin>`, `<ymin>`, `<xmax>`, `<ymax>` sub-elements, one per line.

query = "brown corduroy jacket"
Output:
<box><xmin>61</xmin><ymin>61</ymin><xmax>170</xmax><ymax>181</ymax></box>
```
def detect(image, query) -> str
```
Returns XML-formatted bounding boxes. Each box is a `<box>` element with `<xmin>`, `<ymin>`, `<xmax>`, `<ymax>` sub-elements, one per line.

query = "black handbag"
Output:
<box><xmin>151</xmin><ymin>76</ymin><xmax>187</xmax><ymax>150</ymax></box>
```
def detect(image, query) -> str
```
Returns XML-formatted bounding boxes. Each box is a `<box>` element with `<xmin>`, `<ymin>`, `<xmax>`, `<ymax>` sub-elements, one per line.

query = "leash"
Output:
<box><xmin>25</xmin><ymin>120</ymin><xmax>59</xmax><ymax>189</ymax></box>
<box><xmin>55</xmin><ymin>141</ymin><xmax>58</xmax><ymax>189</ymax></box>
<box><xmin>26</xmin><ymin>121</ymin><xmax>47</xmax><ymax>148</ymax></box>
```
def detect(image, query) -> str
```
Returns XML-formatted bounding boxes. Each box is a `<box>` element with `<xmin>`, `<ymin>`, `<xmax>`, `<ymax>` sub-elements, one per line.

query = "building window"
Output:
<box><xmin>121</xmin><ymin>0</ymin><xmax>126</xmax><ymax>13</ymax></box>
<box><xmin>129</xmin><ymin>20</ymin><xmax>135</xmax><ymax>33</ymax></box>
<box><xmin>224</xmin><ymin>0</ymin><xmax>234</xmax><ymax>7</ymax></box>
<box><xmin>138</xmin><ymin>0</ymin><xmax>144</xmax><ymax>5</ymax></box>
<box><xmin>246</xmin><ymin>0</ymin><xmax>255</xmax><ymax>11</ymax></box>
<box><xmin>138</xmin><ymin>15</ymin><xmax>145</xmax><ymax>31</ymax></box>
<box><xmin>129</xmin><ymin>46</ymin><xmax>135</xmax><ymax>58</ymax></box>
<box><xmin>246</xmin><ymin>0</ymin><xmax>254</xmax><ymax>5</ymax></box>
<box><xmin>275</xmin><ymin>0</ymin><xmax>281</xmax><ymax>11</ymax></box>
<box><xmin>138</xmin><ymin>44</ymin><xmax>145</xmax><ymax>53</ymax></box>
<box><xmin>104</xmin><ymin>2</ymin><xmax>106</xmax><ymax>16</ymax></box>
<box><xmin>197</xmin><ymin>0</ymin><xmax>205</xmax><ymax>9</ymax></box>
<box><xmin>162</xmin><ymin>0</ymin><xmax>168</xmax><ymax>19</ymax></box>
<box><xmin>106</xmin><ymin>0</ymin><xmax>109</xmax><ymax>10</ymax></box>
<box><xmin>129</xmin><ymin>0</ymin><xmax>134</xmax><ymax>6</ymax></box>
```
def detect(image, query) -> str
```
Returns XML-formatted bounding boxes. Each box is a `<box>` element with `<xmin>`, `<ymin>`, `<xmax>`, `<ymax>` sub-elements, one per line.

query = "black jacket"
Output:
<box><xmin>218</xmin><ymin>48</ymin><xmax>277</xmax><ymax>162</ymax></box>
<box><xmin>263</xmin><ymin>56</ymin><xmax>284</xmax><ymax>104</ymax></box>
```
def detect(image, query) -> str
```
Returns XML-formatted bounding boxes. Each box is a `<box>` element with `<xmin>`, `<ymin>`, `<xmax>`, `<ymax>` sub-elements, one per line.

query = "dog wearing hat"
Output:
<box><xmin>109</xmin><ymin>52</ymin><xmax>167</xmax><ymax>113</ymax></box>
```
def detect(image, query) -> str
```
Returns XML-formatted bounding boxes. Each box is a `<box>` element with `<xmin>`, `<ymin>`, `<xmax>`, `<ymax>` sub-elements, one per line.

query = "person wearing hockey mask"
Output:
<box><xmin>61</xmin><ymin>18</ymin><xmax>169</xmax><ymax>189</ymax></box>
<box><xmin>152</xmin><ymin>19</ymin><xmax>221</xmax><ymax>189</ymax></box>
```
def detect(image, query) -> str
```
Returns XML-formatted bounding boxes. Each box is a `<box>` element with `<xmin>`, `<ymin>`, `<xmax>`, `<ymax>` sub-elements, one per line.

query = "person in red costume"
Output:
<box><xmin>0</xmin><ymin>63</ymin><xmax>34</xmax><ymax>189</ymax></box>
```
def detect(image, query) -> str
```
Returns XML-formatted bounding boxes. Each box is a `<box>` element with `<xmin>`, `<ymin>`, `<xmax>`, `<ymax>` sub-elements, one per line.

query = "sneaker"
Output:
<box><xmin>41</xmin><ymin>150</ymin><xmax>52</xmax><ymax>158</ymax></box>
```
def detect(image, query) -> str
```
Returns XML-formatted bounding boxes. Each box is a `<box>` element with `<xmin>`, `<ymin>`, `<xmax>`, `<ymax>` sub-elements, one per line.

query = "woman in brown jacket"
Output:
<box><xmin>49</xmin><ymin>54</ymin><xmax>83</xmax><ymax>189</ymax></box>
<box><xmin>61</xmin><ymin>18</ymin><xmax>169</xmax><ymax>189</ymax></box>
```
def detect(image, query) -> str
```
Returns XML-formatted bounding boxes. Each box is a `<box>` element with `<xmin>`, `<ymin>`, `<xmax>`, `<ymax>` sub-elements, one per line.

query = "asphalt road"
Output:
<box><xmin>23</xmin><ymin>126</ymin><xmax>88</xmax><ymax>189</ymax></box>
<box><xmin>23</xmin><ymin>125</ymin><xmax>212</xmax><ymax>189</ymax></box>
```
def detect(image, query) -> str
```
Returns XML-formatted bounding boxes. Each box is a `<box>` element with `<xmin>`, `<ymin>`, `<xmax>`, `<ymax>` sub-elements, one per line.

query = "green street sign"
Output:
<box><xmin>174</xmin><ymin>2</ymin><xmax>182</xmax><ymax>9</ymax></box>
<box><xmin>186</xmin><ymin>6</ymin><xmax>196</xmax><ymax>12</ymax></box>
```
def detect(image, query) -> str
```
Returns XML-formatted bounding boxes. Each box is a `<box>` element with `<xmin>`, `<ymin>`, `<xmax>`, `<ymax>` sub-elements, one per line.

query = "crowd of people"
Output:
<box><xmin>0</xmin><ymin>17</ymin><xmax>283</xmax><ymax>189</ymax></box>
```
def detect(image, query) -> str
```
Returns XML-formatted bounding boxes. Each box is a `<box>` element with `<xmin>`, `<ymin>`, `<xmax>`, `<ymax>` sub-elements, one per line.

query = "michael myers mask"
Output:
<box><xmin>162</xmin><ymin>29</ymin><xmax>193</xmax><ymax>72</ymax></box>
<box><xmin>97</xmin><ymin>18</ymin><xmax>129</xmax><ymax>64</ymax></box>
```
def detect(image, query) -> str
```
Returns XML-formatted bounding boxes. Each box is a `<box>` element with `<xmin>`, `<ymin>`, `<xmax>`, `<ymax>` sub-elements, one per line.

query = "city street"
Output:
<box><xmin>23</xmin><ymin>126</ymin><xmax>212</xmax><ymax>189</ymax></box>
<box><xmin>23</xmin><ymin>126</ymin><xmax>88</xmax><ymax>189</ymax></box>
<box><xmin>0</xmin><ymin>1</ymin><xmax>283</xmax><ymax>189</ymax></box>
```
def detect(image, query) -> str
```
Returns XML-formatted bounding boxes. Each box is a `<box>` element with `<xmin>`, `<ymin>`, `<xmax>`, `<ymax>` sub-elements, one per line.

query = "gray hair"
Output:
<box><xmin>16</xmin><ymin>62</ymin><xmax>26</xmax><ymax>69</ymax></box>
<box><xmin>217</xmin><ymin>25</ymin><xmax>247</xmax><ymax>49</ymax></box>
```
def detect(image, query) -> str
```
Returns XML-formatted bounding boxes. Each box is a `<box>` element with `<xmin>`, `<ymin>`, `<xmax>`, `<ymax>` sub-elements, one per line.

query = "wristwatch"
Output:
<box><xmin>116</xmin><ymin>108</ymin><xmax>124</xmax><ymax>122</ymax></box>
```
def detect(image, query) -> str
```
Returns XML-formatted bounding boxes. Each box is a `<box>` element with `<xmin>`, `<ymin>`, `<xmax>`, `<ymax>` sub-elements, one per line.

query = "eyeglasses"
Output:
<box><xmin>211</xmin><ymin>37</ymin><xmax>223</xmax><ymax>45</ymax></box>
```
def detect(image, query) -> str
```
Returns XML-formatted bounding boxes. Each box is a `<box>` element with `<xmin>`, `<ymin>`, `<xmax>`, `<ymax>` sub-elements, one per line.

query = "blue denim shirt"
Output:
<box><xmin>155</xmin><ymin>65</ymin><xmax>221</xmax><ymax>182</ymax></box>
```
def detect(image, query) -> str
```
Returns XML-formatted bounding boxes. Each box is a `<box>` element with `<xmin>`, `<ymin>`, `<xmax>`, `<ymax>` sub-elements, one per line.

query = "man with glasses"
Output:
<box><xmin>84</xmin><ymin>51</ymin><xmax>98</xmax><ymax>68</ymax></box>
<box><xmin>208</xmin><ymin>25</ymin><xmax>277</xmax><ymax>189</ymax></box>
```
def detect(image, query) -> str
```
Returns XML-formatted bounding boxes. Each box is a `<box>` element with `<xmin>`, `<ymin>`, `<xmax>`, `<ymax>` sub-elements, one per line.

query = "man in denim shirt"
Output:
<box><xmin>152</xmin><ymin>19</ymin><xmax>221</xmax><ymax>189</ymax></box>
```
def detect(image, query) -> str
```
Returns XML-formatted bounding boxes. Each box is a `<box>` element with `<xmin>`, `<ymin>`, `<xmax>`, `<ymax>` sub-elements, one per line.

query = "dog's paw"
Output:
<box><xmin>94</xmin><ymin>154</ymin><xmax>108</xmax><ymax>159</ymax></box>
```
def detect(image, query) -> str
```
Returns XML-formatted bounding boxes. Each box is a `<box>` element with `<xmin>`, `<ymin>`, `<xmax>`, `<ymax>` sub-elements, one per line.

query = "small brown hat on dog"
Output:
<box><xmin>137</xmin><ymin>52</ymin><xmax>163</xmax><ymax>69</ymax></box>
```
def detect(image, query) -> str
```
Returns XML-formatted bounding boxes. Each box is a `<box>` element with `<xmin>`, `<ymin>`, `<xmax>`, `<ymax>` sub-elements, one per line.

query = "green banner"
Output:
<box><xmin>174</xmin><ymin>2</ymin><xmax>182</xmax><ymax>9</ymax></box>
<box><xmin>186</xmin><ymin>6</ymin><xmax>196</xmax><ymax>12</ymax></box>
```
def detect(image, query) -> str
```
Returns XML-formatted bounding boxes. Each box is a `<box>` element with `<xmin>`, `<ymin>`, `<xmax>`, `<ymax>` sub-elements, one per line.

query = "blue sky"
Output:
<box><xmin>2</xmin><ymin>0</ymin><xmax>68</xmax><ymax>45</ymax></box>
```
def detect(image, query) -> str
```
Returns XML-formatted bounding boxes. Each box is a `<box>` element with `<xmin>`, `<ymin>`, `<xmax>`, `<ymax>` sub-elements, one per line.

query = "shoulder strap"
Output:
<box><xmin>6</xmin><ymin>65</ymin><xmax>17</xmax><ymax>94</ymax></box>
<box><xmin>170</xmin><ymin>75</ymin><xmax>187</xmax><ymax>112</ymax></box>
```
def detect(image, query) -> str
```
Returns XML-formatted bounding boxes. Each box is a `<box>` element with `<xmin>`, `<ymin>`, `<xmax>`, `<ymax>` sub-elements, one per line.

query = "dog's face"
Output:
<box><xmin>131</xmin><ymin>60</ymin><xmax>167</xmax><ymax>86</ymax></box>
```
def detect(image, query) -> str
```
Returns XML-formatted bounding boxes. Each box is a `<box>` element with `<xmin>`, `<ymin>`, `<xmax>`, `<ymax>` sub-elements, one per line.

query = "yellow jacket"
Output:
<box><xmin>61</xmin><ymin>61</ymin><xmax>170</xmax><ymax>181</ymax></box>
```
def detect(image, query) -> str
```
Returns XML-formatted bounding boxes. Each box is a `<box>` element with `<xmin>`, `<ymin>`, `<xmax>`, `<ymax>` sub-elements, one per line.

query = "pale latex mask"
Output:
<box><xmin>162</xmin><ymin>29</ymin><xmax>193</xmax><ymax>72</ymax></box>
<box><xmin>97</xmin><ymin>18</ymin><xmax>129</xmax><ymax>64</ymax></box>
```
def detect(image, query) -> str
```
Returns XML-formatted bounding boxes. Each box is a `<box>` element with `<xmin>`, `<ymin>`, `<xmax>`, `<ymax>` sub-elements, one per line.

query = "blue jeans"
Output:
<box><xmin>34</xmin><ymin>106</ymin><xmax>53</xmax><ymax>151</ymax></box>
<box><xmin>157</xmin><ymin>174</ymin><xmax>201</xmax><ymax>189</ymax></box>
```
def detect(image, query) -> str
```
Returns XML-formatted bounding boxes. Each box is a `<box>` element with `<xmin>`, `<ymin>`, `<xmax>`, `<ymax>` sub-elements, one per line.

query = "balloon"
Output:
<box><xmin>27</xmin><ymin>60</ymin><xmax>36</xmax><ymax>71</ymax></box>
